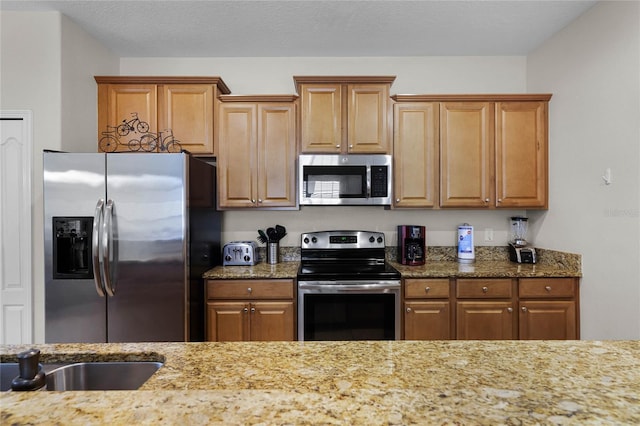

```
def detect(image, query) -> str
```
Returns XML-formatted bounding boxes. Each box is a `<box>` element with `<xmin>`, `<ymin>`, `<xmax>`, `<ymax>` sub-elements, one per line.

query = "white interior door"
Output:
<box><xmin>0</xmin><ymin>111</ymin><xmax>33</xmax><ymax>344</ymax></box>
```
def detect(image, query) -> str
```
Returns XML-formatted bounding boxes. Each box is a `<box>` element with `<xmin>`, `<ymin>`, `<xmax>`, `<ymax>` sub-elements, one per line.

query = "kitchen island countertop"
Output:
<box><xmin>1</xmin><ymin>340</ymin><xmax>638</xmax><ymax>424</ymax></box>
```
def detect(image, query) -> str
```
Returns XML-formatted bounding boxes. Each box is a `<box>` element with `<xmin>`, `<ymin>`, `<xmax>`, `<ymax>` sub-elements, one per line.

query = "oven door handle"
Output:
<box><xmin>299</xmin><ymin>283</ymin><xmax>400</xmax><ymax>292</ymax></box>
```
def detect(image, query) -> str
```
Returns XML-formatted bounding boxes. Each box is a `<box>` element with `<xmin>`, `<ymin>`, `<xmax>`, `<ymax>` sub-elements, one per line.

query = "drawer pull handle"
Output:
<box><xmin>482</xmin><ymin>286</ymin><xmax>488</xmax><ymax>293</ymax></box>
<box><xmin>545</xmin><ymin>286</ymin><xmax>552</xmax><ymax>292</ymax></box>
<box><xmin>425</xmin><ymin>287</ymin><xmax>431</xmax><ymax>293</ymax></box>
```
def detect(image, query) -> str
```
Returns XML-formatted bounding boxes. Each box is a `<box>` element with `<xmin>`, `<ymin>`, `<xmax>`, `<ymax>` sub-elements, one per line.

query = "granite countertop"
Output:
<box><xmin>2</xmin><ymin>340</ymin><xmax>638</xmax><ymax>424</ymax></box>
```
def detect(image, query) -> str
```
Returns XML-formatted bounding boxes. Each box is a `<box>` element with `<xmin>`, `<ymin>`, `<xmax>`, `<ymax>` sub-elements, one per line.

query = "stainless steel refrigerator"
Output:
<box><xmin>43</xmin><ymin>151</ymin><xmax>220</xmax><ymax>343</ymax></box>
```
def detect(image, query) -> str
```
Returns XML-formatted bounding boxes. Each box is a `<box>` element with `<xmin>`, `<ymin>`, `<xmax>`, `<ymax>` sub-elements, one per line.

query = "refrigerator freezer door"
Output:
<box><xmin>44</xmin><ymin>152</ymin><xmax>107</xmax><ymax>343</ymax></box>
<box><xmin>105</xmin><ymin>153</ymin><xmax>187</xmax><ymax>342</ymax></box>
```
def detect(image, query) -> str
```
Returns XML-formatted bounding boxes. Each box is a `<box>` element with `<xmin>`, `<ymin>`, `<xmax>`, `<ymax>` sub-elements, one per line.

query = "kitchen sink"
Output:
<box><xmin>1</xmin><ymin>361</ymin><xmax>162</xmax><ymax>391</ymax></box>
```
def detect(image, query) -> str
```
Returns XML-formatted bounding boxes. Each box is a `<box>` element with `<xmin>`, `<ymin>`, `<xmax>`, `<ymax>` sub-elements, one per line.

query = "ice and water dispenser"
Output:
<box><xmin>52</xmin><ymin>217</ymin><xmax>93</xmax><ymax>279</ymax></box>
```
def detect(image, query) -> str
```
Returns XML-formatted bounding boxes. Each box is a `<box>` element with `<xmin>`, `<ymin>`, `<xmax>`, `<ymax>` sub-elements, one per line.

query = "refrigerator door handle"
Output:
<box><xmin>102</xmin><ymin>199</ymin><xmax>116</xmax><ymax>297</ymax></box>
<box><xmin>92</xmin><ymin>199</ymin><xmax>106</xmax><ymax>297</ymax></box>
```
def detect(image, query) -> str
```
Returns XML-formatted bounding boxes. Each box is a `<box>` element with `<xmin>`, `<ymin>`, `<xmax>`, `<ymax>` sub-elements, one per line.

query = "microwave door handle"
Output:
<box><xmin>366</xmin><ymin>166</ymin><xmax>371</xmax><ymax>198</ymax></box>
<box><xmin>92</xmin><ymin>199</ymin><xmax>106</xmax><ymax>297</ymax></box>
<box><xmin>102</xmin><ymin>199</ymin><xmax>116</xmax><ymax>296</ymax></box>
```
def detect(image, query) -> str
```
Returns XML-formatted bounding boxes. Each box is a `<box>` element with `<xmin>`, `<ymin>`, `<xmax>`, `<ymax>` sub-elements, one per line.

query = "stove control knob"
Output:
<box><xmin>377</xmin><ymin>237</ymin><xmax>383</xmax><ymax>243</ymax></box>
<box><xmin>369</xmin><ymin>236</ymin><xmax>375</xmax><ymax>243</ymax></box>
<box><xmin>311</xmin><ymin>237</ymin><xmax>318</xmax><ymax>243</ymax></box>
<box><xmin>303</xmin><ymin>237</ymin><xmax>309</xmax><ymax>244</ymax></box>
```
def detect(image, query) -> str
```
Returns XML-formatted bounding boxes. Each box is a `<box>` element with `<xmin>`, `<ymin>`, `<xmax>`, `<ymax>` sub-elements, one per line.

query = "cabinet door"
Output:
<box><xmin>440</xmin><ymin>102</ymin><xmax>494</xmax><ymax>207</ymax></box>
<box><xmin>495</xmin><ymin>101</ymin><xmax>548</xmax><ymax>208</ymax></box>
<box><xmin>98</xmin><ymin>84</ymin><xmax>157</xmax><ymax>152</ymax></box>
<box><xmin>299</xmin><ymin>84</ymin><xmax>342</xmax><ymax>153</ymax></box>
<box><xmin>250</xmin><ymin>302</ymin><xmax>295</xmax><ymax>341</ymax></box>
<box><xmin>519</xmin><ymin>301</ymin><xmax>576</xmax><ymax>340</ymax></box>
<box><xmin>456</xmin><ymin>301</ymin><xmax>515</xmax><ymax>339</ymax></box>
<box><xmin>393</xmin><ymin>103</ymin><xmax>439</xmax><ymax>207</ymax></box>
<box><xmin>404</xmin><ymin>301</ymin><xmax>451</xmax><ymax>340</ymax></box>
<box><xmin>257</xmin><ymin>103</ymin><xmax>297</xmax><ymax>207</ymax></box>
<box><xmin>206</xmin><ymin>302</ymin><xmax>248</xmax><ymax>341</ymax></box>
<box><xmin>217</xmin><ymin>103</ymin><xmax>257</xmax><ymax>208</ymax></box>
<box><xmin>348</xmin><ymin>84</ymin><xmax>390</xmax><ymax>153</ymax></box>
<box><xmin>159</xmin><ymin>84</ymin><xmax>214</xmax><ymax>155</ymax></box>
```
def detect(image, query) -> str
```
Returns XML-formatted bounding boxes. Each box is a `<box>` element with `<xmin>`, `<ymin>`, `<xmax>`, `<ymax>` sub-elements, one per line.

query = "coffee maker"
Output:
<box><xmin>508</xmin><ymin>216</ymin><xmax>536</xmax><ymax>264</ymax></box>
<box><xmin>397</xmin><ymin>225</ymin><xmax>426</xmax><ymax>266</ymax></box>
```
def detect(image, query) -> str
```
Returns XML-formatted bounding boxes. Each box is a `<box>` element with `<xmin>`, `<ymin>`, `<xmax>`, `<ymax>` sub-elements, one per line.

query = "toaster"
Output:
<box><xmin>222</xmin><ymin>241</ymin><xmax>259</xmax><ymax>266</ymax></box>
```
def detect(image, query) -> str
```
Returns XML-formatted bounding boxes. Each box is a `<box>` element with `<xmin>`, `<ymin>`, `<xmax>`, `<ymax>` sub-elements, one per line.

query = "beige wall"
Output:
<box><xmin>527</xmin><ymin>1</ymin><xmax>640</xmax><ymax>339</ymax></box>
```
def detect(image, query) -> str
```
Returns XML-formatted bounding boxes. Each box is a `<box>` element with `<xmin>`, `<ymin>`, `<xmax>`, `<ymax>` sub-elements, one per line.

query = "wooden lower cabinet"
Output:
<box><xmin>403</xmin><ymin>279</ymin><xmax>452</xmax><ymax>340</ymax></box>
<box><xmin>206</xmin><ymin>279</ymin><xmax>295</xmax><ymax>342</ymax></box>
<box><xmin>518</xmin><ymin>278</ymin><xmax>579</xmax><ymax>340</ymax></box>
<box><xmin>456</xmin><ymin>301</ymin><xmax>516</xmax><ymax>340</ymax></box>
<box><xmin>403</xmin><ymin>277</ymin><xmax>578</xmax><ymax>340</ymax></box>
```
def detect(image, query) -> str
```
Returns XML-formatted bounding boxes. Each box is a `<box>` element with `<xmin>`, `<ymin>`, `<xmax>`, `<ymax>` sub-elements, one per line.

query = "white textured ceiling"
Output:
<box><xmin>1</xmin><ymin>0</ymin><xmax>598</xmax><ymax>57</ymax></box>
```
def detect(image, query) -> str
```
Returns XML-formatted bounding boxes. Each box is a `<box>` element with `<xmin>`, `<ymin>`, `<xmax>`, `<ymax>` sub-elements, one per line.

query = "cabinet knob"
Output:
<box><xmin>349</xmin><ymin>144</ymin><xmax>353</xmax><ymax>149</ymax></box>
<box><xmin>545</xmin><ymin>286</ymin><xmax>552</xmax><ymax>292</ymax></box>
<box><xmin>522</xmin><ymin>307</ymin><xmax>528</xmax><ymax>312</ymax></box>
<box><xmin>482</xmin><ymin>286</ymin><xmax>488</xmax><ymax>293</ymax></box>
<box><xmin>406</xmin><ymin>307</ymin><xmax>412</xmax><ymax>313</ymax></box>
<box><xmin>396</xmin><ymin>198</ymin><xmax>400</xmax><ymax>203</ymax></box>
<box><xmin>335</xmin><ymin>145</ymin><xmax>340</xmax><ymax>149</ymax></box>
<box><xmin>507</xmin><ymin>307</ymin><xmax>513</xmax><ymax>313</ymax></box>
<box><xmin>497</xmin><ymin>198</ymin><xmax>502</xmax><ymax>203</ymax></box>
<box><xmin>251</xmin><ymin>199</ymin><xmax>256</xmax><ymax>204</ymax></box>
<box><xmin>243</xmin><ymin>307</ymin><xmax>249</xmax><ymax>313</ymax></box>
<box><xmin>425</xmin><ymin>287</ymin><xmax>431</xmax><ymax>293</ymax></box>
<box><xmin>258</xmin><ymin>199</ymin><xmax>262</xmax><ymax>203</ymax></box>
<box><xmin>251</xmin><ymin>307</ymin><xmax>256</xmax><ymax>313</ymax></box>
<box><xmin>247</xmin><ymin>287</ymin><xmax>252</xmax><ymax>294</ymax></box>
<box><xmin>484</xmin><ymin>198</ymin><xmax>490</xmax><ymax>203</ymax></box>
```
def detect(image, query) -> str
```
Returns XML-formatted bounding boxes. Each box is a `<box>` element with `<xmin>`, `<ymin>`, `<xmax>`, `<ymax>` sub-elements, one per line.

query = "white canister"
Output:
<box><xmin>457</xmin><ymin>223</ymin><xmax>475</xmax><ymax>263</ymax></box>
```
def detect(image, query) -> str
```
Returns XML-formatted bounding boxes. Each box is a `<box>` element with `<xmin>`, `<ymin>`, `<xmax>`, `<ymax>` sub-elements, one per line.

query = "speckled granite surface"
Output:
<box><xmin>1</xmin><ymin>340</ymin><xmax>638</xmax><ymax>424</ymax></box>
<box><xmin>203</xmin><ymin>246</ymin><xmax>581</xmax><ymax>280</ymax></box>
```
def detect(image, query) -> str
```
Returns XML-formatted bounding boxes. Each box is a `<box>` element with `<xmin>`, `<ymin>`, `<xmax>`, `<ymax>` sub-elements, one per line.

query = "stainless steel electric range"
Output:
<box><xmin>297</xmin><ymin>230</ymin><xmax>401</xmax><ymax>341</ymax></box>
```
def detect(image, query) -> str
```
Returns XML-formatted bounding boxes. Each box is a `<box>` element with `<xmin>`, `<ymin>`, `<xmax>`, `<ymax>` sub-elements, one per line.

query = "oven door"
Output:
<box><xmin>297</xmin><ymin>280</ymin><xmax>401</xmax><ymax>341</ymax></box>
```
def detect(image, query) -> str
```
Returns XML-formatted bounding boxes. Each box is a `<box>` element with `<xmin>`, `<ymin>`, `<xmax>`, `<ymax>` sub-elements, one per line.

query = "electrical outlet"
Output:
<box><xmin>484</xmin><ymin>228</ymin><xmax>494</xmax><ymax>242</ymax></box>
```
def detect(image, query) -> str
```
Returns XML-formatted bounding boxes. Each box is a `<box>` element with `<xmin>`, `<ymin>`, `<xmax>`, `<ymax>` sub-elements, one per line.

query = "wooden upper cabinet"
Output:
<box><xmin>159</xmin><ymin>84</ymin><xmax>214</xmax><ymax>155</ymax></box>
<box><xmin>440</xmin><ymin>102</ymin><xmax>494</xmax><ymax>208</ymax></box>
<box><xmin>96</xmin><ymin>76</ymin><xmax>230</xmax><ymax>155</ymax></box>
<box><xmin>495</xmin><ymin>101</ymin><xmax>548</xmax><ymax>208</ymax></box>
<box><xmin>393</xmin><ymin>102</ymin><xmax>439</xmax><ymax>208</ymax></box>
<box><xmin>295</xmin><ymin>76</ymin><xmax>395</xmax><ymax>154</ymax></box>
<box><xmin>98</xmin><ymin>84</ymin><xmax>158</xmax><ymax>152</ymax></box>
<box><xmin>217</xmin><ymin>95</ymin><xmax>298</xmax><ymax>209</ymax></box>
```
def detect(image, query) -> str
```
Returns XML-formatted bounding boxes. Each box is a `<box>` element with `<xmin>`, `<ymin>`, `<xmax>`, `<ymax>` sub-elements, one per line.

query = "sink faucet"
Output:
<box><xmin>11</xmin><ymin>348</ymin><xmax>46</xmax><ymax>391</ymax></box>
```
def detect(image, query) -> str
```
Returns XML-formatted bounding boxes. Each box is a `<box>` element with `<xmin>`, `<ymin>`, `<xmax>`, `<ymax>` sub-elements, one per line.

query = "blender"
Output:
<box><xmin>508</xmin><ymin>216</ymin><xmax>536</xmax><ymax>264</ymax></box>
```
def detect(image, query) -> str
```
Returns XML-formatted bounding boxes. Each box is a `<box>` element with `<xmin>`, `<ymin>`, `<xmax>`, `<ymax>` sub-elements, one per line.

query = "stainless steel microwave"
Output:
<box><xmin>299</xmin><ymin>154</ymin><xmax>392</xmax><ymax>206</ymax></box>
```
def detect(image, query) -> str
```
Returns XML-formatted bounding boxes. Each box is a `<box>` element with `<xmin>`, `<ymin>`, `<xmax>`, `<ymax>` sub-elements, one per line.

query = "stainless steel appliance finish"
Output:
<box><xmin>222</xmin><ymin>241</ymin><xmax>258</xmax><ymax>266</ymax></box>
<box><xmin>299</xmin><ymin>154</ymin><xmax>392</xmax><ymax>206</ymax></box>
<box><xmin>44</xmin><ymin>151</ymin><xmax>220</xmax><ymax>343</ymax></box>
<box><xmin>297</xmin><ymin>230</ymin><xmax>401</xmax><ymax>341</ymax></box>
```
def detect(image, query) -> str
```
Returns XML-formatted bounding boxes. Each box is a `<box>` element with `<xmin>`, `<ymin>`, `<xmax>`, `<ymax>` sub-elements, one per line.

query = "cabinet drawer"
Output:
<box><xmin>207</xmin><ymin>279</ymin><xmax>294</xmax><ymax>300</ymax></box>
<box><xmin>405</xmin><ymin>279</ymin><xmax>450</xmax><ymax>298</ymax></box>
<box><xmin>456</xmin><ymin>279</ymin><xmax>513</xmax><ymax>298</ymax></box>
<box><xmin>519</xmin><ymin>278</ymin><xmax>575</xmax><ymax>298</ymax></box>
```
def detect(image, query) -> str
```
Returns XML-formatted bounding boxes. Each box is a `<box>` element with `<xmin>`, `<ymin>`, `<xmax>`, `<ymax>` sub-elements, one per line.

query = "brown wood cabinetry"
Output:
<box><xmin>402</xmin><ymin>276</ymin><xmax>579</xmax><ymax>340</ymax></box>
<box><xmin>295</xmin><ymin>76</ymin><xmax>395</xmax><ymax>154</ymax></box>
<box><xmin>217</xmin><ymin>95</ymin><xmax>297</xmax><ymax>209</ymax></box>
<box><xmin>392</xmin><ymin>102</ymin><xmax>439</xmax><ymax>207</ymax></box>
<box><xmin>206</xmin><ymin>279</ymin><xmax>295</xmax><ymax>342</ymax></box>
<box><xmin>404</xmin><ymin>279</ymin><xmax>452</xmax><ymax>340</ymax></box>
<box><xmin>96</xmin><ymin>76</ymin><xmax>230</xmax><ymax>155</ymax></box>
<box><xmin>518</xmin><ymin>278</ymin><xmax>578</xmax><ymax>339</ymax></box>
<box><xmin>392</xmin><ymin>94</ymin><xmax>551</xmax><ymax>209</ymax></box>
<box><xmin>455</xmin><ymin>279</ymin><xmax>517</xmax><ymax>340</ymax></box>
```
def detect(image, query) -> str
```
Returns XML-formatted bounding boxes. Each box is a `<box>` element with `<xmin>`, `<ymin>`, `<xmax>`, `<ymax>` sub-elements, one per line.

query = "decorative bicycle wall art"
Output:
<box><xmin>98</xmin><ymin>112</ymin><xmax>182</xmax><ymax>153</ymax></box>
